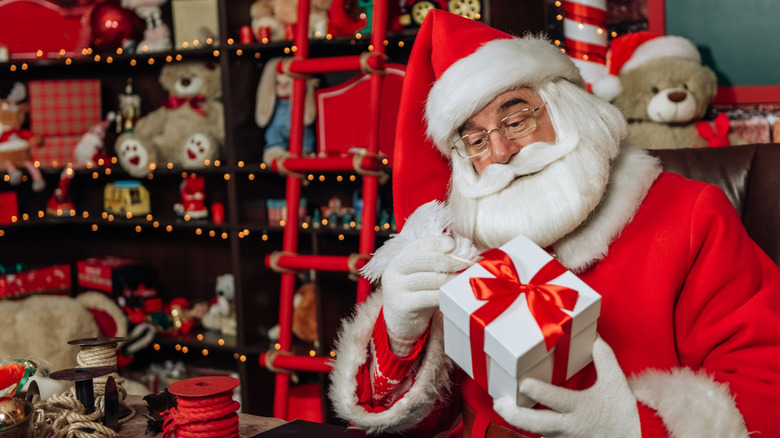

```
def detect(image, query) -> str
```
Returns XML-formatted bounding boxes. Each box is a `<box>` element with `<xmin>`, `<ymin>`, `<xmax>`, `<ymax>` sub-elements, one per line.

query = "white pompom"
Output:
<box><xmin>592</xmin><ymin>75</ymin><xmax>623</xmax><ymax>102</ymax></box>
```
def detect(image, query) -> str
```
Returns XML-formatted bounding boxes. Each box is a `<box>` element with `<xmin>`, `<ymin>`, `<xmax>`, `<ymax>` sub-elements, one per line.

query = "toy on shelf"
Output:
<box><xmin>173</xmin><ymin>174</ymin><xmax>208</xmax><ymax>220</ymax></box>
<box><xmin>115</xmin><ymin>79</ymin><xmax>142</xmax><ymax>135</ymax></box>
<box><xmin>255</xmin><ymin>57</ymin><xmax>318</xmax><ymax>164</ymax></box>
<box><xmin>88</xmin><ymin>0</ymin><xmax>144</xmax><ymax>53</ymax></box>
<box><xmin>200</xmin><ymin>273</ymin><xmax>236</xmax><ymax>336</ymax></box>
<box><xmin>594</xmin><ymin>32</ymin><xmax>743</xmax><ymax>150</ymax></box>
<box><xmin>104</xmin><ymin>180</ymin><xmax>151</xmax><ymax>217</ymax></box>
<box><xmin>116</xmin><ymin>62</ymin><xmax>224</xmax><ymax>177</ymax></box>
<box><xmin>121</xmin><ymin>0</ymin><xmax>172</xmax><ymax>52</ymax></box>
<box><xmin>74</xmin><ymin>112</ymin><xmax>114</xmax><ymax>168</ymax></box>
<box><xmin>268</xmin><ymin>281</ymin><xmax>318</xmax><ymax>348</ymax></box>
<box><xmin>0</xmin><ymin>83</ymin><xmax>45</xmax><ymax>192</ymax></box>
<box><xmin>250</xmin><ymin>0</ymin><xmax>284</xmax><ymax>42</ymax></box>
<box><xmin>45</xmin><ymin>170</ymin><xmax>75</xmax><ymax>216</ymax></box>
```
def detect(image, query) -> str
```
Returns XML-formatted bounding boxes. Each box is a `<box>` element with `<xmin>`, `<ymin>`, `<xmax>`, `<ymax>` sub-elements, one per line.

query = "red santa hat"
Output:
<box><xmin>592</xmin><ymin>31</ymin><xmax>702</xmax><ymax>101</ymax></box>
<box><xmin>393</xmin><ymin>10</ymin><xmax>584</xmax><ymax>230</ymax></box>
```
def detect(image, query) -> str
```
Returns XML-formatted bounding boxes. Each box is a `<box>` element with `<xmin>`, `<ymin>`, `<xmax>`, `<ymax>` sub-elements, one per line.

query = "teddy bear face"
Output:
<box><xmin>159</xmin><ymin>61</ymin><xmax>222</xmax><ymax>100</ymax></box>
<box><xmin>613</xmin><ymin>57</ymin><xmax>717</xmax><ymax>124</ymax></box>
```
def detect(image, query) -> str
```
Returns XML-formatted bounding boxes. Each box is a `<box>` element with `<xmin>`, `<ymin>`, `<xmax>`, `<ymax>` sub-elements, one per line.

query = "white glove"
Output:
<box><xmin>493</xmin><ymin>337</ymin><xmax>641</xmax><ymax>438</ymax></box>
<box><xmin>381</xmin><ymin>235</ymin><xmax>469</xmax><ymax>356</ymax></box>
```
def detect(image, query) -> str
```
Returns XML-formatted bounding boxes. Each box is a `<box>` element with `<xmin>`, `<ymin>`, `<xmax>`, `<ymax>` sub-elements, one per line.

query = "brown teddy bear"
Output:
<box><xmin>115</xmin><ymin>61</ymin><xmax>224</xmax><ymax>177</ymax></box>
<box><xmin>594</xmin><ymin>32</ymin><xmax>741</xmax><ymax>149</ymax></box>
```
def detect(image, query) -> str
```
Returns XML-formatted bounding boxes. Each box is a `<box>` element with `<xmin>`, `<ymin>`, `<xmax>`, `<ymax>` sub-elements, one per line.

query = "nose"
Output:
<box><xmin>487</xmin><ymin>130</ymin><xmax>520</xmax><ymax>164</ymax></box>
<box><xmin>667</xmin><ymin>91</ymin><xmax>687</xmax><ymax>103</ymax></box>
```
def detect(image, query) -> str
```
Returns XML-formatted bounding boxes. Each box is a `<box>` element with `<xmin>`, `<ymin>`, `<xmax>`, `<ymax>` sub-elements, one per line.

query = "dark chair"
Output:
<box><xmin>650</xmin><ymin>144</ymin><xmax>780</xmax><ymax>267</ymax></box>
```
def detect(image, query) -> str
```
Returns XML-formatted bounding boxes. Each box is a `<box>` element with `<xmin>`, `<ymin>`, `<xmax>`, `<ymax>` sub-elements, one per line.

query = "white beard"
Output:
<box><xmin>448</xmin><ymin>131</ymin><xmax>617</xmax><ymax>250</ymax></box>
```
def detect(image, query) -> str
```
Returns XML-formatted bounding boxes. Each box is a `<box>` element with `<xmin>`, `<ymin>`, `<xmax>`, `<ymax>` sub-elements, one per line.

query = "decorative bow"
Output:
<box><xmin>468</xmin><ymin>248</ymin><xmax>579</xmax><ymax>390</ymax></box>
<box><xmin>0</xmin><ymin>128</ymin><xmax>33</xmax><ymax>143</ymax></box>
<box><xmin>163</xmin><ymin>95</ymin><xmax>207</xmax><ymax>117</ymax></box>
<box><xmin>696</xmin><ymin>113</ymin><xmax>732</xmax><ymax>147</ymax></box>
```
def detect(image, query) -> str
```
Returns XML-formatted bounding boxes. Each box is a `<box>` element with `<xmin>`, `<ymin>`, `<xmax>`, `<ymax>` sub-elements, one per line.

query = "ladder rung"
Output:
<box><xmin>276</xmin><ymin>54</ymin><xmax>384</xmax><ymax>76</ymax></box>
<box><xmin>260</xmin><ymin>351</ymin><xmax>332</xmax><ymax>373</ymax></box>
<box><xmin>266</xmin><ymin>252</ymin><xmax>369</xmax><ymax>274</ymax></box>
<box><xmin>272</xmin><ymin>154</ymin><xmax>382</xmax><ymax>175</ymax></box>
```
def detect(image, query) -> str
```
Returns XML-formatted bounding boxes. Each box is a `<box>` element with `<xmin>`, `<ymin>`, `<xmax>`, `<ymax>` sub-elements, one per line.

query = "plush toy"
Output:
<box><xmin>173</xmin><ymin>174</ymin><xmax>208</xmax><ymax>219</ymax></box>
<box><xmin>593</xmin><ymin>32</ymin><xmax>741</xmax><ymax>150</ymax></box>
<box><xmin>255</xmin><ymin>57</ymin><xmax>318</xmax><ymax>164</ymax></box>
<box><xmin>267</xmin><ymin>281</ymin><xmax>318</xmax><ymax>347</ymax></box>
<box><xmin>116</xmin><ymin>61</ymin><xmax>224</xmax><ymax>177</ymax></box>
<box><xmin>0</xmin><ymin>291</ymin><xmax>128</xmax><ymax>398</ymax></box>
<box><xmin>250</xmin><ymin>0</ymin><xmax>285</xmax><ymax>42</ymax></box>
<box><xmin>121</xmin><ymin>0</ymin><xmax>172</xmax><ymax>52</ymax></box>
<box><xmin>201</xmin><ymin>273</ymin><xmax>236</xmax><ymax>335</ymax></box>
<box><xmin>0</xmin><ymin>83</ymin><xmax>45</xmax><ymax>192</ymax></box>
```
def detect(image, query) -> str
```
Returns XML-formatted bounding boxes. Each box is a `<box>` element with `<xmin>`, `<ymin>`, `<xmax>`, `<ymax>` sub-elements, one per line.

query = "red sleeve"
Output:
<box><xmin>637</xmin><ymin>402</ymin><xmax>669</xmax><ymax>437</ymax></box>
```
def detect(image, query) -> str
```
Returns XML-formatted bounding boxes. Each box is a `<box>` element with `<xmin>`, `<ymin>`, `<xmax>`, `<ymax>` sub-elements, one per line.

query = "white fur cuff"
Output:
<box><xmin>629</xmin><ymin>368</ymin><xmax>748</xmax><ymax>438</ymax></box>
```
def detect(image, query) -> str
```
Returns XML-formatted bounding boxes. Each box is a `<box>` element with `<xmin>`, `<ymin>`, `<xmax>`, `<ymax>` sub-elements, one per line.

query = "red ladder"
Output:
<box><xmin>258</xmin><ymin>0</ymin><xmax>390</xmax><ymax>420</ymax></box>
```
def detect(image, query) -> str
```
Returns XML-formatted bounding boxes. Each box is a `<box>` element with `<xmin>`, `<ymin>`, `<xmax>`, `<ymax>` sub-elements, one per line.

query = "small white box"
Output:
<box><xmin>440</xmin><ymin>234</ymin><xmax>601</xmax><ymax>407</ymax></box>
<box><xmin>172</xmin><ymin>0</ymin><xmax>220</xmax><ymax>49</ymax></box>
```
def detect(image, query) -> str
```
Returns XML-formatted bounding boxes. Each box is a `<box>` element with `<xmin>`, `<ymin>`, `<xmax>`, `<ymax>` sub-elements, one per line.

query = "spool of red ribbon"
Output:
<box><xmin>162</xmin><ymin>376</ymin><xmax>240</xmax><ymax>438</ymax></box>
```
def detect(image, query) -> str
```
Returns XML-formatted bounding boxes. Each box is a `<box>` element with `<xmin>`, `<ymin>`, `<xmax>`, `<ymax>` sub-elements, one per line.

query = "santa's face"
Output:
<box><xmin>459</xmin><ymin>88</ymin><xmax>556</xmax><ymax>175</ymax></box>
<box><xmin>448</xmin><ymin>81</ymin><xmax>624</xmax><ymax>250</ymax></box>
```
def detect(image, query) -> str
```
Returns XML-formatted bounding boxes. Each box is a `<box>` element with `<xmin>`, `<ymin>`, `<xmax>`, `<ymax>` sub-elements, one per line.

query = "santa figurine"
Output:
<box><xmin>173</xmin><ymin>174</ymin><xmax>208</xmax><ymax>220</ymax></box>
<box><xmin>327</xmin><ymin>10</ymin><xmax>780</xmax><ymax>438</ymax></box>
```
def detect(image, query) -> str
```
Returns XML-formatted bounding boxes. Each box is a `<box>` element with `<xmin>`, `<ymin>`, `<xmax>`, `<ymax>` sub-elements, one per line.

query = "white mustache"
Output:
<box><xmin>455</xmin><ymin>133</ymin><xmax>580</xmax><ymax>199</ymax></box>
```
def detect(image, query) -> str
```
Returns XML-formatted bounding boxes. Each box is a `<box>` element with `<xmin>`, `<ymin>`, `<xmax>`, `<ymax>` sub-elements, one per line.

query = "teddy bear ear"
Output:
<box><xmin>592</xmin><ymin>74</ymin><xmax>622</xmax><ymax>102</ymax></box>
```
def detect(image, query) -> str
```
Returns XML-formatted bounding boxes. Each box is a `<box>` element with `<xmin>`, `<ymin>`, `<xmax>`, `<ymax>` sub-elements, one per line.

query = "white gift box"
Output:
<box><xmin>440</xmin><ymin>234</ymin><xmax>601</xmax><ymax>407</ymax></box>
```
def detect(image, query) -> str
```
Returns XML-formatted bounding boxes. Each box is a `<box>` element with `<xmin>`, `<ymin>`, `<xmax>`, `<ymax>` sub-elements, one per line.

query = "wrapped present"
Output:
<box><xmin>28</xmin><ymin>80</ymin><xmax>102</xmax><ymax>137</ymax></box>
<box><xmin>32</xmin><ymin>134</ymin><xmax>81</xmax><ymax>167</ymax></box>
<box><xmin>0</xmin><ymin>264</ymin><xmax>72</xmax><ymax>298</ymax></box>
<box><xmin>440</xmin><ymin>234</ymin><xmax>601</xmax><ymax>407</ymax></box>
<box><xmin>77</xmin><ymin>256</ymin><xmax>147</xmax><ymax>294</ymax></box>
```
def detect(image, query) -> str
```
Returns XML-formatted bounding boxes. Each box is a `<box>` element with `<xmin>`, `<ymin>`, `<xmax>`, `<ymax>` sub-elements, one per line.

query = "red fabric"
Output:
<box><xmin>87</xmin><ymin>307</ymin><xmax>118</xmax><ymax>338</ymax></box>
<box><xmin>393</xmin><ymin>11</ymin><xmax>511</xmax><ymax>230</ymax></box>
<box><xmin>28</xmin><ymin>80</ymin><xmax>102</xmax><ymax>136</ymax></box>
<box><xmin>607</xmin><ymin>32</ymin><xmax>659</xmax><ymax>75</ymax></box>
<box><xmin>0</xmin><ymin>264</ymin><xmax>71</xmax><ymax>298</ymax></box>
<box><xmin>356</xmin><ymin>173</ymin><xmax>780</xmax><ymax>436</ymax></box>
<box><xmin>637</xmin><ymin>402</ymin><xmax>669</xmax><ymax>437</ymax></box>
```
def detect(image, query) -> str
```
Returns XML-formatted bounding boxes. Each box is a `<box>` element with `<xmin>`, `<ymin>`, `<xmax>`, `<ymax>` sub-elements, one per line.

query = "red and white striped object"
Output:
<box><xmin>562</xmin><ymin>0</ymin><xmax>608</xmax><ymax>91</ymax></box>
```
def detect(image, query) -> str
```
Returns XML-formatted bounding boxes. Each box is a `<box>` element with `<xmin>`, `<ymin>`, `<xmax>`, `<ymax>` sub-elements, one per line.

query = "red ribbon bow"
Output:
<box><xmin>163</xmin><ymin>95</ymin><xmax>207</xmax><ymax>117</ymax></box>
<box><xmin>468</xmin><ymin>248</ymin><xmax>579</xmax><ymax>391</ymax></box>
<box><xmin>696</xmin><ymin>113</ymin><xmax>731</xmax><ymax>147</ymax></box>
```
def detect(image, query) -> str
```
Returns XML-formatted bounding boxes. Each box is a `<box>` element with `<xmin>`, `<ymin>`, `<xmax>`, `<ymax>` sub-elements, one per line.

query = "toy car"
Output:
<box><xmin>104</xmin><ymin>180</ymin><xmax>151</xmax><ymax>217</ymax></box>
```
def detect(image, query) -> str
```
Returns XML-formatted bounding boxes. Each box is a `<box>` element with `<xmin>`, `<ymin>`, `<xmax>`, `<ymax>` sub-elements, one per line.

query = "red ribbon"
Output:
<box><xmin>468</xmin><ymin>248</ymin><xmax>578</xmax><ymax>392</ymax></box>
<box><xmin>163</xmin><ymin>95</ymin><xmax>207</xmax><ymax>117</ymax></box>
<box><xmin>0</xmin><ymin>128</ymin><xmax>33</xmax><ymax>143</ymax></box>
<box><xmin>696</xmin><ymin>113</ymin><xmax>732</xmax><ymax>147</ymax></box>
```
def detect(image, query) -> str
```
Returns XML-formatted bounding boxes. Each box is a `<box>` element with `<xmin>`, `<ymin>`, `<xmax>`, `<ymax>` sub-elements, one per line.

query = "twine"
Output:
<box><xmin>162</xmin><ymin>392</ymin><xmax>239</xmax><ymax>438</ymax></box>
<box><xmin>31</xmin><ymin>388</ymin><xmax>118</xmax><ymax>438</ymax></box>
<box><xmin>76</xmin><ymin>344</ymin><xmax>136</xmax><ymax>424</ymax></box>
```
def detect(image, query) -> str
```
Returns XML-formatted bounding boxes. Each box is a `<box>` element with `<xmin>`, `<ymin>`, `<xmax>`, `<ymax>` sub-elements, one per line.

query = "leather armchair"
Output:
<box><xmin>650</xmin><ymin>144</ymin><xmax>780</xmax><ymax>267</ymax></box>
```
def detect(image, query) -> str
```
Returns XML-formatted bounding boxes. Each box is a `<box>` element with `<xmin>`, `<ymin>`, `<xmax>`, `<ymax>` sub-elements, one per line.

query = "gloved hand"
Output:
<box><xmin>493</xmin><ymin>337</ymin><xmax>641</xmax><ymax>438</ymax></box>
<box><xmin>381</xmin><ymin>235</ymin><xmax>470</xmax><ymax>356</ymax></box>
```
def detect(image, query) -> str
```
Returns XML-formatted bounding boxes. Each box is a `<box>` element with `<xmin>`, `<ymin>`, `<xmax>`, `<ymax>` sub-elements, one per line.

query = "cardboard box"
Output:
<box><xmin>0</xmin><ymin>264</ymin><xmax>72</xmax><ymax>298</ymax></box>
<box><xmin>440</xmin><ymin>234</ymin><xmax>601</xmax><ymax>407</ymax></box>
<box><xmin>172</xmin><ymin>0</ymin><xmax>220</xmax><ymax>49</ymax></box>
<box><xmin>28</xmin><ymin>80</ymin><xmax>102</xmax><ymax>137</ymax></box>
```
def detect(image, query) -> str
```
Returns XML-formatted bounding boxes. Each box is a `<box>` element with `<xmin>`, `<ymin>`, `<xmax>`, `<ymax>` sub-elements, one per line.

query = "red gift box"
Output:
<box><xmin>28</xmin><ymin>80</ymin><xmax>102</xmax><ymax>137</ymax></box>
<box><xmin>0</xmin><ymin>264</ymin><xmax>72</xmax><ymax>299</ymax></box>
<box><xmin>77</xmin><ymin>256</ymin><xmax>142</xmax><ymax>293</ymax></box>
<box><xmin>32</xmin><ymin>134</ymin><xmax>81</xmax><ymax>168</ymax></box>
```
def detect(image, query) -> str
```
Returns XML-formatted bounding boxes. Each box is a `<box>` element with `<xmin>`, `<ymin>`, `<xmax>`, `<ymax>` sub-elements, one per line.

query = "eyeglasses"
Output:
<box><xmin>451</xmin><ymin>102</ymin><xmax>546</xmax><ymax>159</ymax></box>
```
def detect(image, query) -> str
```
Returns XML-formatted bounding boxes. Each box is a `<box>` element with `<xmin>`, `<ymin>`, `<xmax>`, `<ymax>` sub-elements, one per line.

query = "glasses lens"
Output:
<box><xmin>501</xmin><ymin>111</ymin><xmax>536</xmax><ymax>140</ymax></box>
<box><xmin>460</xmin><ymin>132</ymin><xmax>489</xmax><ymax>157</ymax></box>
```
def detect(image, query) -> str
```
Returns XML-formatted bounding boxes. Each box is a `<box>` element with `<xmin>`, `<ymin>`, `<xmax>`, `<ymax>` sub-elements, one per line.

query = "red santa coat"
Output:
<box><xmin>330</xmin><ymin>169</ymin><xmax>780</xmax><ymax>437</ymax></box>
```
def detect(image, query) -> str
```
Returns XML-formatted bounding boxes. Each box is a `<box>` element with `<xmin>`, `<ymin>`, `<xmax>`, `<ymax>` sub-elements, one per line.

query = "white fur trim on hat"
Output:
<box><xmin>621</xmin><ymin>35</ymin><xmax>701</xmax><ymax>73</ymax></box>
<box><xmin>425</xmin><ymin>35</ymin><xmax>584</xmax><ymax>156</ymax></box>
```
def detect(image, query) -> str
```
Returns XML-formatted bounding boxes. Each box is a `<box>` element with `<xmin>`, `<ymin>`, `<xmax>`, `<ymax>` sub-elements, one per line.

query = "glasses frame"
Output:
<box><xmin>451</xmin><ymin>102</ymin><xmax>546</xmax><ymax>159</ymax></box>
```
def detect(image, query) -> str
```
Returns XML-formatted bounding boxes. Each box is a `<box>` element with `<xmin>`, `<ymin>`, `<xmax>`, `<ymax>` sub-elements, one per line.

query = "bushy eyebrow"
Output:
<box><xmin>458</xmin><ymin>97</ymin><xmax>531</xmax><ymax>133</ymax></box>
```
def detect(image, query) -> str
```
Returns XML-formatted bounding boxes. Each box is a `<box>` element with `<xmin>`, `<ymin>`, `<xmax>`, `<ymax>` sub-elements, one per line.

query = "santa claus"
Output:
<box><xmin>328</xmin><ymin>10</ymin><xmax>780</xmax><ymax>438</ymax></box>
